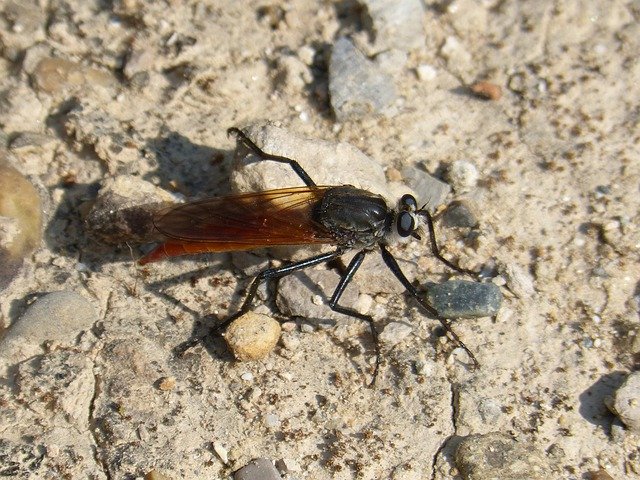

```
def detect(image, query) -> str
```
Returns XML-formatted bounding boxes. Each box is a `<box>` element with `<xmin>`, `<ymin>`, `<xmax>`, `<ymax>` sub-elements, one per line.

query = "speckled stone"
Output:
<box><xmin>225</xmin><ymin>312</ymin><xmax>282</xmax><ymax>361</ymax></box>
<box><xmin>425</xmin><ymin>280</ymin><xmax>502</xmax><ymax>318</ymax></box>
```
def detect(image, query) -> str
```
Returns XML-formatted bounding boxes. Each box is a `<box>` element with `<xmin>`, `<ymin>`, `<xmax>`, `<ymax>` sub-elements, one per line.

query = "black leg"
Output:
<box><xmin>227</xmin><ymin>127</ymin><xmax>317</xmax><ymax>187</ymax></box>
<box><xmin>174</xmin><ymin>249</ymin><xmax>346</xmax><ymax>357</ymax></box>
<box><xmin>216</xmin><ymin>248</ymin><xmax>345</xmax><ymax>331</ymax></box>
<box><xmin>379</xmin><ymin>244</ymin><xmax>479</xmax><ymax>368</ymax></box>
<box><xmin>326</xmin><ymin>250</ymin><xmax>381</xmax><ymax>386</ymax></box>
<box><xmin>419</xmin><ymin>210</ymin><xmax>478</xmax><ymax>276</ymax></box>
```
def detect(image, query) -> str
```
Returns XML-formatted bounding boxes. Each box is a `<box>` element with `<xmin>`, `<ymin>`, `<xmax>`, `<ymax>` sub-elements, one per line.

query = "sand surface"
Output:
<box><xmin>1</xmin><ymin>1</ymin><xmax>639</xmax><ymax>479</ymax></box>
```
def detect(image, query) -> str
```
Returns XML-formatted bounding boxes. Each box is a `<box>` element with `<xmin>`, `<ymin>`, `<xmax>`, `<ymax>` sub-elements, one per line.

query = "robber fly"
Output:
<box><xmin>140</xmin><ymin>127</ymin><xmax>479</xmax><ymax>384</ymax></box>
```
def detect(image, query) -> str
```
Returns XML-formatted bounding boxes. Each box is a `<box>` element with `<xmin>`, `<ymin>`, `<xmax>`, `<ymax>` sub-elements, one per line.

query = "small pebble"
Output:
<box><xmin>157</xmin><ymin>376</ymin><xmax>176</xmax><ymax>391</ymax></box>
<box><xmin>300</xmin><ymin>323</ymin><xmax>315</xmax><ymax>334</ymax></box>
<box><xmin>225</xmin><ymin>312</ymin><xmax>282</xmax><ymax>361</ymax></box>
<box><xmin>264</xmin><ymin>413</ymin><xmax>280</xmax><ymax>428</ymax></box>
<box><xmin>46</xmin><ymin>443</ymin><xmax>60</xmax><ymax>458</ymax></box>
<box><xmin>280</xmin><ymin>321</ymin><xmax>297</xmax><ymax>332</ymax></box>
<box><xmin>470</xmin><ymin>81</ymin><xmax>502</xmax><ymax>100</ymax></box>
<box><xmin>441</xmin><ymin>200</ymin><xmax>478</xmax><ymax>228</ymax></box>
<box><xmin>275</xmin><ymin>458</ymin><xmax>302</xmax><ymax>474</ymax></box>
<box><xmin>424</xmin><ymin>280</ymin><xmax>502</xmax><ymax>318</ymax></box>
<box><xmin>247</xmin><ymin>386</ymin><xmax>262</xmax><ymax>402</ymax></box>
<box><xmin>297</xmin><ymin>45</ymin><xmax>315</xmax><ymax>65</ymax></box>
<box><xmin>379</xmin><ymin>322</ymin><xmax>413</xmax><ymax>347</ymax></box>
<box><xmin>501</xmin><ymin>263</ymin><xmax>536</xmax><ymax>299</ymax></box>
<box><xmin>401</xmin><ymin>166</ymin><xmax>451</xmax><ymax>211</ymax></box>
<box><xmin>213</xmin><ymin>441</ymin><xmax>229</xmax><ymax>464</ymax></box>
<box><xmin>123</xmin><ymin>47</ymin><xmax>156</xmax><ymax>79</ymax></box>
<box><xmin>280</xmin><ymin>332</ymin><xmax>301</xmax><ymax>352</ymax></box>
<box><xmin>446</xmin><ymin>160</ymin><xmax>479</xmax><ymax>192</ymax></box>
<box><xmin>416</xmin><ymin>64</ymin><xmax>437</xmax><ymax>81</ymax></box>
<box><xmin>32</xmin><ymin>57</ymin><xmax>116</xmax><ymax>94</ymax></box>
<box><xmin>477</xmin><ymin>398</ymin><xmax>503</xmax><ymax>425</ymax></box>
<box><xmin>440</xmin><ymin>36</ymin><xmax>472</xmax><ymax>67</ymax></box>
<box><xmin>455</xmin><ymin>432</ymin><xmax>550</xmax><ymax>479</ymax></box>
<box><xmin>234</xmin><ymin>458</ymin><xmax>283</xmax><ymax>480</ymax></box>
<box><xmin>492</xmin><ymin>275</ymin><xmax>507</xmax><ymax>287</ymax></box>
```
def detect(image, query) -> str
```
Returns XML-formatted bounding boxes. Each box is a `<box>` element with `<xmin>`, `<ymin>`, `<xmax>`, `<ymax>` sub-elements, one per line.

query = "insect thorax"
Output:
<box><xmin>315</xmin><ymin>186</ymin><xmax>392</xmax><ymax>248</ymax></box>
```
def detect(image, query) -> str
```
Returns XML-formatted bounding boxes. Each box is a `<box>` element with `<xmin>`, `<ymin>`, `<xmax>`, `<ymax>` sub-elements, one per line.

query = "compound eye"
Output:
<box><xmin>400</xmin><ymin>194</ymin><xmax>418</xmax><ymax>211</ymax></box>
<box><xmin>397</xmin><ymin>211</ymin><xmax>415</xmax><ymax>237</ymax></box>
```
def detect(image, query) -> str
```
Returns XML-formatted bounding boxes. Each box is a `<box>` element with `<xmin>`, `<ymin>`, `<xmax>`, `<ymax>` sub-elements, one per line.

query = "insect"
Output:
<box><xmin>140</xmin><ymin>127</ymin><xmax>479</xmax><ymax>383</ymax></box>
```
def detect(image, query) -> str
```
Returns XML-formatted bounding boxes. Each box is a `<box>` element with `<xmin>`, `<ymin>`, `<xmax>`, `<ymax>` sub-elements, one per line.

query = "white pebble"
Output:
<box><xmin>213</xmin><ymin>441</ymin><xmax>229</xmax><ymax>464</ymax></box>
<box><xmin>416</xmin><ymin>64</ymin><xmax>437</xmax><ymax>81</ymax></box>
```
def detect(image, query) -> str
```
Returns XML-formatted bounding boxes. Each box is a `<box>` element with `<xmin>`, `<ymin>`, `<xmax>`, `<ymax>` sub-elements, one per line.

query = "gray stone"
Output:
<box><xmin>379</xmin><ymin>322</ymin><xmax>413</xmax><ymax>347</ymax></box>
<box><xmin>424</xmin><ymin>280</ymin><xmax>502</xmax><ymax>318</ymax></box>
<box><xmin>401</xmin><ymin>166</ymin><xmax>451</xmax><ymax>212</ymax></box>
<box><xmin>234</xmin><ymin>458</ymin><xmax>282</xmax><ymax>480</ymax></box>
<box><xmin>276</xmin><ymin>269</ymin><xmax>359</xmax><ymax>322</ymax></box>
<box><xmin>359</xmin><ymin>0</ymin><xmax>425</xmax><ymax>52</ymax></box>
<box><xmin>0</xmin><ymin>291</ymin><xmax>97</xmax><ymax>366</ymax></box>
<box><xmin>606</xmin><ymin>370</ymin><xmax>640</xmax><ymax>433</ymax></box>
<box><xmin>229</xmin><ymin>124</ymin><xmax>392</xmax><ymax>202</ymax></box>
<box><xmin>455</xmin><ymin>433</ymin><xmax>550</xmax><ymax>479</ymax></box>
<box><xmin>329</xmin><ymin>37</ymin><xmax>397</xmax><ymax>121</ymax></box>
<box><xmin>441</xmin><ymin>200</ymin><xmax>479</xmax><ymax>228</ymax></box>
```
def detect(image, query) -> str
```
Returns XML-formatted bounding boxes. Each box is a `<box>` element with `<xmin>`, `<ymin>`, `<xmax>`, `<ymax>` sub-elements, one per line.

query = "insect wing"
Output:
<box><xmin>153</xmin><ymin>186</ymin><xmax>334</xmax><ymax>247</ymax></box>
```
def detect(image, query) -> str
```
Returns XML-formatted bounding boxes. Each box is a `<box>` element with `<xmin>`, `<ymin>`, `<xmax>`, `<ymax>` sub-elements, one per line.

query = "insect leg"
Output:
<box><xmin>215</xmin><ymin>248</ymin><xmax>345</xmax><ymax>332</ymax></box>
<box><xmin>379</xmin><ymin>244</ymin><xmax>480</xmax><ymax>368</ymax></box>
<box><xmin>420</xmin><ymin>210</ymin><xmax>478</xmax><ymax>276</ymax></box>
<box><xmin>326</xmin><ymin>249</ymin><xmax>381</xmax><ymax>386</ymax></box>
<box><xmin>227</xmin><ymin>127</ymin><xmax>317</xmax><ymax>187</ymax></box>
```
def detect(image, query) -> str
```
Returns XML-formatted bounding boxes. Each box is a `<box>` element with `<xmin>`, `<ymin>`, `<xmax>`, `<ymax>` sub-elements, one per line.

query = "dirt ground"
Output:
<box><xmin>1</xmin><ymin>1</ymin><xmax>639</xmax><ymax>479</ymax></box>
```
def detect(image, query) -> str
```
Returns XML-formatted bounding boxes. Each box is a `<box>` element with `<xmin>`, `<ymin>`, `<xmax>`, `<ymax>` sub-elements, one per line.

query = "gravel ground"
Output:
<box><xmin>1</xmin><ymin>1</ymin><xmax>639</xmax><ymax>479</ymax></box>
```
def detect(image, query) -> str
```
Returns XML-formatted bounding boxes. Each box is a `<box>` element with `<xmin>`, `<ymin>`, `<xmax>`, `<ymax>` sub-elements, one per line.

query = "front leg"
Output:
<box><xmin>227</xmin><ymin>127</ymin><xmax>317</xmax><ymax>187</ymax></box>
<box><xmin>419</xmin><ymin>209</ymin><xmax>479</xmax><ymax>276</ymax></box>
<box><xmin>379</xmin><ymin>244</ymin><xmax>479</xmax><ymax>368</ymax></box>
